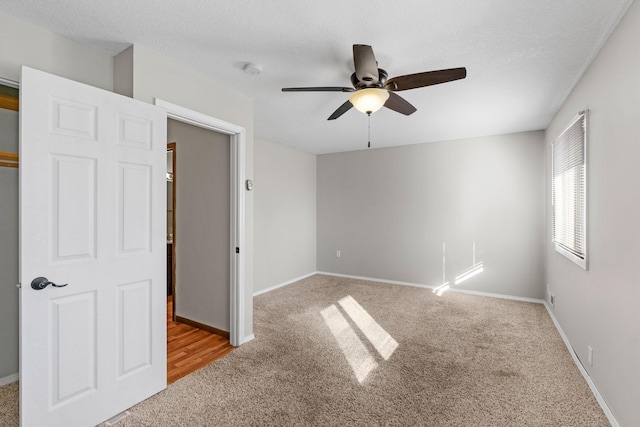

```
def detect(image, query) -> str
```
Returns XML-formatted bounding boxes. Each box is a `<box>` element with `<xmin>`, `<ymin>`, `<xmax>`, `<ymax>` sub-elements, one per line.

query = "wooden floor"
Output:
<box><xmin>167</xmin><ymin>296</ymin><xmax>234</xmax><ymax>384</ymax></box>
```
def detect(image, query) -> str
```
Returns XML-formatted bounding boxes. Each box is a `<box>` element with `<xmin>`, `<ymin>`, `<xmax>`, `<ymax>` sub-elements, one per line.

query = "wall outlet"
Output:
<box><xmin>587</xmin><ymin>346</ymin><xmax>593</xmax><ymax>366</ymax></box>
<box><xmin>546</xmin><ymin>283</ymin><xmax>550</xmax><ymax>295</ymax></box>
<box><xmin>336</xmin><ymin>250</ymin><xmax>341</xmax><ymax>258</ymax></box>
<box><xmin>549</xmin><ymin>293</ymin><xmax>555</xmax><ymax>308</ymax></box>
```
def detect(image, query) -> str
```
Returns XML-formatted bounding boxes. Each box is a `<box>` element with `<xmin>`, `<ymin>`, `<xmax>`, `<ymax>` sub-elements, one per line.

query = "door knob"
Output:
<box><xmin>31</xmin><ymin>277</ymin><xmax>68</xmax><ymax>290</ymax></box>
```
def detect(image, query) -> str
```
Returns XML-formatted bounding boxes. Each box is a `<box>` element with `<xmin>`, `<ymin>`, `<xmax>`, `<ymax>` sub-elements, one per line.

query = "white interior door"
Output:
<box><xmin>19</xmin><ymin>66</ymin><xmax>167</xmax><ymax>427</ymax></box>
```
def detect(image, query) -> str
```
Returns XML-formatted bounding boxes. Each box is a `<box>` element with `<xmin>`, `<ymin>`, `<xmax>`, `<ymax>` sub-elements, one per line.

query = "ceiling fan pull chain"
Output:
<box><xmin>367</xmin><ymin>112</ymin><xmax>371</xmax><ymax>148</ymax></box>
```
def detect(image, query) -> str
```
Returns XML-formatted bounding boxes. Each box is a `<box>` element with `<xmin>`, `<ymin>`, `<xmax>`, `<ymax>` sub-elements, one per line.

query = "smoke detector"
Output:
<box><xmin>243</xmin><ymin>63</ymin><xmax>262</xmax><ymax>75</ymax></box>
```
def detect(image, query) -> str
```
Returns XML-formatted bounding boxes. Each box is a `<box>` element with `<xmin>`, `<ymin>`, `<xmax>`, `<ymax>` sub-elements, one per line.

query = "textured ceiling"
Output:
<box><xmin>0</xmin><ymin>0</ymin><xmax>633</xmax><ymax>154</ymax></box>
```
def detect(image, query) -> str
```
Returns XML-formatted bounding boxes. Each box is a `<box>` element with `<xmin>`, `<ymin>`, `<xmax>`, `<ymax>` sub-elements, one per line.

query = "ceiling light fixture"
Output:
<box><xmin>348</xmin><ymin>88</ymin><xmax>389</xmax><ymax>149</ymax></box>
<box><xmin>349</xmin><ymin>88</ymin><xmax>389</xmax><ymax>114</ymax></box>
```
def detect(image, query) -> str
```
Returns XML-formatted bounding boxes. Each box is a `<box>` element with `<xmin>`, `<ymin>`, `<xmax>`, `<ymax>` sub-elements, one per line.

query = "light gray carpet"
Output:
<box><xmin>0</xmin><ymin>381</ymin><xmax>18</xmax><ymax>426</ymax></box>
<box><xmin>1</xmin><ymin>274</ymin><xmax>609</xmax><ymax>426</ymax></box>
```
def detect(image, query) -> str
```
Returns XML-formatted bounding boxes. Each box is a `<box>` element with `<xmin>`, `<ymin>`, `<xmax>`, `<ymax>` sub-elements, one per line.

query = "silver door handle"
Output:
<box><xmin>31</xmin><ymin>277</ymin><xmax>68</xmax><ymax>290</ymax></box>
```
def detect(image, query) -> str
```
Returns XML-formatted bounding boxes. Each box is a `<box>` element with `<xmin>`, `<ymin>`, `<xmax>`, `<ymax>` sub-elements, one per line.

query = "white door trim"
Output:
<box><xmin>154</xmin><ymin>99</ymin><xmax>246</xmax><ymax>346</ymax></box>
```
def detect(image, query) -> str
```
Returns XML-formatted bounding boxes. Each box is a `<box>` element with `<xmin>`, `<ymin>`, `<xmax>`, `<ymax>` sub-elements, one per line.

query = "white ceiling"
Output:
<box><xmin>0</xmin><ymin>0</ymin><xmax>633</xmax><ymax>154</ymax></box>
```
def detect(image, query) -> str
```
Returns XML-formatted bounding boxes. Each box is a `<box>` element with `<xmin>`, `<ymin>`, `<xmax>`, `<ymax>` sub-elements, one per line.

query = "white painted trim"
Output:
<box><xmin>0</xmin><ymin>373</ymin><xmax>18</xmax><ymax>387</ymax></box>
<box><xmin>155</xmin><ymin>99</ymin><xmax>244</xmax><ymax>135</ymax></box>
<box><xmin>543</xmin><ymin>303</ymin><xmax>619</xmax><ymax>427</ymax></box>
<box><xmin>155</xmin><ymin>99</ymin><xmax>246</xmax><ymax>347</ymax></box>
<box><xmin>553</xmin><ymin>242</ymin><xmax>588</xmax><ymax>270</ymax></box>
<box><xmin>0</xmin><ymin>77</ymin><xmax>19</xmax><ymax>88</ymax></box>
<box><xmin>253</xmin><ymin>272</ymin><xmax>316</xmax><ymax>297</ymax></box>
<box><xmin>317</xmin><ymin>271</ymin><xmax>438</xmax><ymax>289</ymax></box>
<box><xmin>240</xmin><ymin>334</ymin><xmax>255</xmax><ymax>345</ymax></box>
<box><xmin>316</xmin><ymin>272</ymin><xmax>544</xmax><ymax>304</ymax></box>
<box><xmin>230</xmin><ymin>131</ymin><xmax>246</xmax><ymax>347</ymax></box>
<box><xmin>445</xmin><ymin>288</ymin><xmax>543</xmax><ymax>304</ymax></box>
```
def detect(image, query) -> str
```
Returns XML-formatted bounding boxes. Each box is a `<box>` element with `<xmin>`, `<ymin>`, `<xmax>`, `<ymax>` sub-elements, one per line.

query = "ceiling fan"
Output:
<box><xmin>282</xmin><ymin>44</ymin><xmax>467</xmax><ymax>120</ymax></box>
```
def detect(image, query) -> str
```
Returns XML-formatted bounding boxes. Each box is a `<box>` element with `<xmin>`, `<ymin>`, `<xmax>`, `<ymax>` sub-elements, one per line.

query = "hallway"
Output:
<box><xmin>167</xmin><ymin>297</ymin><xmax>234</xmax><ymax>383</ymax></box>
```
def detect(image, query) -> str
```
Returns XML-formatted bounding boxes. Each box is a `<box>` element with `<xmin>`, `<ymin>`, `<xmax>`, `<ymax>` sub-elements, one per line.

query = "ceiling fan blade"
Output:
<box><xmin>384</xmin><ymin>92</ymin><xmax>417</xmax><ymax>116</ymax></box>
<box><xmin>353</xmin><ymin>44</ymin><xmax>379</xmax><ymax>84</ymax></box>
<box><xmin>282</xmin><ymin>87</ymin><xmax>354</xmax><ymax>92</ymax></box>
<box><xmin>385</xmin><ymin>67</ymin><xmax>467</xmax><ymax>91</ymax></box>
<box><xmin>327</xmin><ymin>100</ymin><xmax>353</xmax><ymax>120</ymax></box>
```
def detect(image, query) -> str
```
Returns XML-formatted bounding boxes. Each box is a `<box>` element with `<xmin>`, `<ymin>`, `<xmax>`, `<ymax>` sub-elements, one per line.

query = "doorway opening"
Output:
<box><xmin>167</xmin><ymin>143</ymin><xmax>175</xmax><ymax>315</ymax></box>
<box><xmin>165</xmin><ymin>123</ymin><xmax>235</xmax><ymax>383</ymax></box>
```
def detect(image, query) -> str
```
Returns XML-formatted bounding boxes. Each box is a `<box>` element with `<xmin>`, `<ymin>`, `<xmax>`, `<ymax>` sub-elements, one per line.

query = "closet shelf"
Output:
<box><xmin>0</xmin><ymin>152</ymin><xmax>18</xmax><ymax>168</ymax></box>
<box><xmin>0</xmin><ymin>93</ymin><xmax>19</xmax><ymax>111</ymax></box>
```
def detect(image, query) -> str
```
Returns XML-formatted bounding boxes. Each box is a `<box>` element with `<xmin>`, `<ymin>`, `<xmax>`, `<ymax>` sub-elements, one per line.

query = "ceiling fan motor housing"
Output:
<box><xmin>351</xmin><ymin>69</ymin><xmax>388</xmax><ymax>89</ymax></box>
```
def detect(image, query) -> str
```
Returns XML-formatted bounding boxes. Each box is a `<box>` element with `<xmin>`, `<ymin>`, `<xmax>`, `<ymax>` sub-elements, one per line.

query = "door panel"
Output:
<box><xmin>20</xmin><ymin>66</ymin><xmax>167</xmax><ymax>427</ymax></box>
<box><xmin>52</xmin><ymin>155</ymin><xmax>97</xmax><ymax>260</ymax></box>
<box><xmin>117</xmin><ymin>280</ymin><xmax>152</xmax><ymax>377</ymax></box>
<box><xmin>119</xmin><ymin>162</ymin><xmax>152</xmax><ymax>253</ymax></box>
<box><xmin>51</xmin><ymin>291</ymin><xmax>97</xmax><ymax>405</ymax></box>
<box><xmin>51</xmin><ymin>96</ymin><xmax>98</xmax><ymax>140</ymax></box>
<box><xmin>118</xmin><ymin>113</ymin><xmax>152</xmax><ymax>149</ymax></box>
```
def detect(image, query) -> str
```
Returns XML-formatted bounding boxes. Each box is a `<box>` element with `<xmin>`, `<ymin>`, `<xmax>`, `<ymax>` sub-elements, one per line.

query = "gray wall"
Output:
<box><xmin>318</xmin><ymin>131</ymin><xmax>545</xmax><ymax>299</ymax></box>
<box><xmin>0</xmin><ymin>107</ymin><xmax>18</xmax><ymax>379</ymax></box>
<box><xmin>113</xmin><ymin>45</ymin><xmax>133</xmax><ymax>98</ymax></box>
<box><xmin>0</xmin><ymin>11</ymin><xmax>113</xmax><ymax>90</ymax></box>
<box><xmin>0</xmin><ymin>12</ymin><xmax>114</xmax><ymax>381</ymax></box>
<box><xmin>544</xmin><ymin>1</ymin><xmax>640</xmax><ymax>426</ymax></box>
<box><xmin>0</xmin><ymin>108</ymin><xmax>18</xmax><ymax>153</ymax></box>
<box><xmin>169</xmin><ymin>119</ymin><xmax>230</xmax><ymax>331</ymax></box>
<box><xmin>254</xmin><ymin>138</ymin><xmax>316</xmax><ymax>293</ymax></box>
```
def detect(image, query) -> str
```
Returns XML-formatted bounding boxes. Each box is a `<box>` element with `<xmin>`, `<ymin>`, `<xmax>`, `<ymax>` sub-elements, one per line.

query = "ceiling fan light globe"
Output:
<box><xmin>349</xmin><ymin>88</ymin><xmax>389</xmax><ymax>114</ymax></box>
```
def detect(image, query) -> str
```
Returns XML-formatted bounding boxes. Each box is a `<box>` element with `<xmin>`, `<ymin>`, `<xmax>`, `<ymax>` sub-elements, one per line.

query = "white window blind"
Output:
<box><xmin>552</xmin><ymin>111</ymin><xmax>587</xmax><ymax>269</ymax></box>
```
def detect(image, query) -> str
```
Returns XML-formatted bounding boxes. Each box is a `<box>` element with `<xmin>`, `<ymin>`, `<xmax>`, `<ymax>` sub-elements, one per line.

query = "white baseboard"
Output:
<box><xmin>0</xmin><ymin>373</ymin><xmax>18</xmax><ymax>387</ymax></box>
<box><xmin>543</xmin><ymin>302</ymin><xmax>619</xmax><ymax>427</ymax></box>
<box><xmin>316</xmin><ymin>271</ymin><xmax>544</xmax><ymax>304</ymax></box>
<box><xmin>253</xmin><ymin>272</ymin><xmax>316</xmax><ymax>297</ymax></box>
<box><xmin>240</xmin><ymin>334</ymin><xmax>255</xmax><ymax>345</ymax></box>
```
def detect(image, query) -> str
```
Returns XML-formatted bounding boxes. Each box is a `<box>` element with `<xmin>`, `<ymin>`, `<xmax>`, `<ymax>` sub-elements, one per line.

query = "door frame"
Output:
<box><xmin>155</xmin><ymin>99</ymin><xmax>247</xmax><ymax>347</ymax></box>
<box><xmin>166</xmin><ymin>143</ymin><xmax>176</xmax><ymax>320</ymax></box>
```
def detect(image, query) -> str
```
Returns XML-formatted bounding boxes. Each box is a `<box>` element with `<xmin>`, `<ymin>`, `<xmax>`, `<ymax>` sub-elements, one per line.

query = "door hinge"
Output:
<box><xmin>16</xmin><ymin>283</ymin><xmax>21</xmax><ymax>288</ymax></box>
<box><xmin>235</xmin><ymin>247</ymin><xmax>240</xmax><ymax>254</ymax></box>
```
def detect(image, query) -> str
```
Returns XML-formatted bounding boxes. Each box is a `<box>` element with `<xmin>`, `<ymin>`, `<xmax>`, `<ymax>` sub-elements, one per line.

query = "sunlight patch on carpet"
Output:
<box><xmin>321</xmin><ymin>304</ymin><xmax>378</xmax><ymax>383</ymax></box>
<box><xmin>338</xmin><ymin>295</ymin><xmax>398</xmax><ymax>360</ymax></box>
<box><xmin>321</xmin><ymin>295</ymin><xmax>399</xmax><ymax>383</ymax></box>
<box><xmin>432</xmin><ymin>282</ymin><xmax>450</xmax><ymax>296</ymax></box>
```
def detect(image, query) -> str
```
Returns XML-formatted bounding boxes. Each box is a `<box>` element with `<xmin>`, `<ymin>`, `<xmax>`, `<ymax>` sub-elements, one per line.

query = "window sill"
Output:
<box><xmin>554</xmin><ymin>243</ymin><xmax>588</xmax><ymax>270</ymax></box>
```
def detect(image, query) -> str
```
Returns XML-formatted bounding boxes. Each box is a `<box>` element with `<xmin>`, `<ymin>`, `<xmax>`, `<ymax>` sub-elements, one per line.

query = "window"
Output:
<box><xmin>552</xmin><ymin>111</ymin><xmax>587</xmax><ymax>269</ymax></box>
